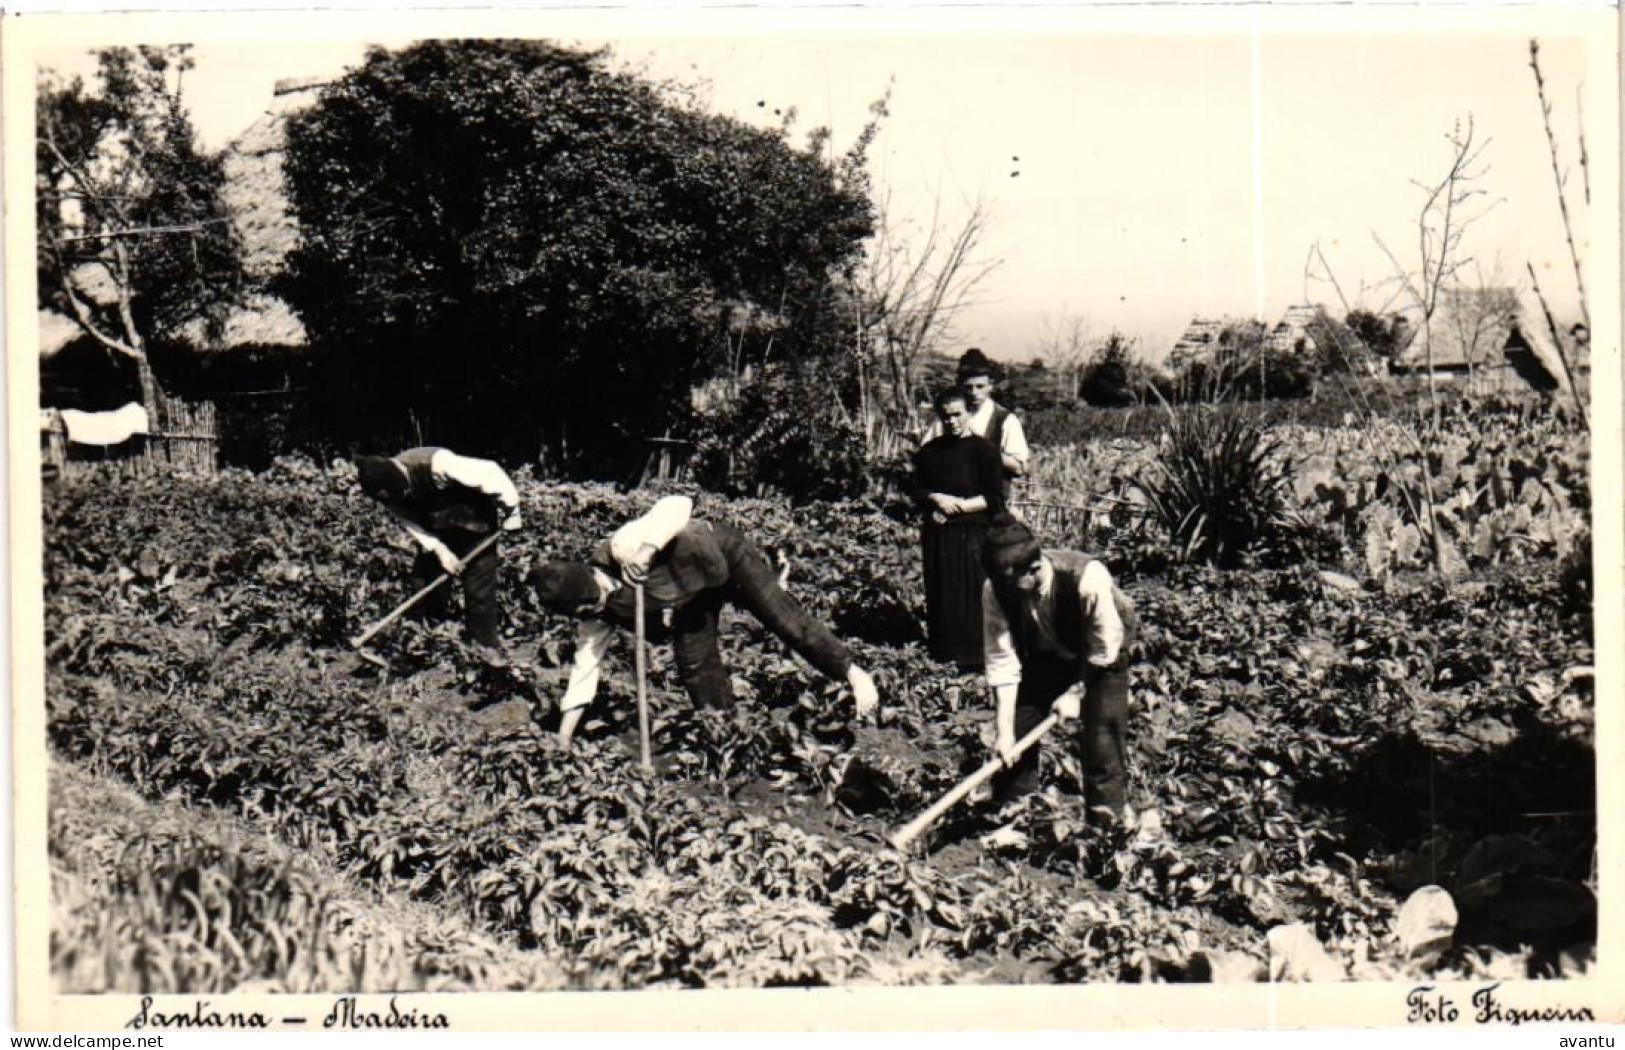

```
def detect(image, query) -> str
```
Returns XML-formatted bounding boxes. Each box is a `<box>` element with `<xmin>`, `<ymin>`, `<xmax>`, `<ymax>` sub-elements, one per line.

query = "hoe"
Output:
<box><xmin>888</xmin><ymin>713</ymin><xmax>1058</xmax><ymax>851</ymax></box>
<box><xmin>350</xmin><ymin>531</ymin><xmax>502</xmax><ymax>668</ymax></box>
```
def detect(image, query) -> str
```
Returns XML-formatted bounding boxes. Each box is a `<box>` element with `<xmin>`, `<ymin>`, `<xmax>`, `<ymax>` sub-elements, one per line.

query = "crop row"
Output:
<box><xmin>48</xmin><ymin>762</ymin><xmax>574</xmax><ymax>993</ymax></box>
<box><xmin>1024</xmin><ymin>398</ymin><xmax>1589</xmax><ymax>579</ymax></box>
<box><xmin>42</xmin><ymin>454</ymin><xmax>1597</xmax><ymax>986</ymax></box>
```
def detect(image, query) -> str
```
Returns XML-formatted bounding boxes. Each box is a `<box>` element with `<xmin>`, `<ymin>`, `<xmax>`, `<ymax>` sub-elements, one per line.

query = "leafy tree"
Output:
<box><xmin>688</xmin><ymin>361</ymin><xmax>870</xmax><ymax>503</ymax></box>
<box><xmin>1217</xmin><ymin>317</ymin><xmax>1268</xmax><ymax>356</ymax></box>
<box><xmin>1080</xmin><ymin>331</ymin><xmax>1148</xmax><ymax>407</ymax></box>
<box><xmin>995</xmin><ymin>358</ymin><xmax>1066</xmax><ymax>414</ymax></box>
<box><xmin>281</xmin><ymin>40</ymin><xmax>873</xmax><ymax>471</ymax></box>
<box><xmin>1343</xmin><ymin>308</ymin><xmax>1401</xmax><ymax>365</ymax></box>
<box><xmin>1033</xmin><ymin>312</ymin><xmax>1091</xmax><ymax>401</ymax></box>
<box><xmin>36</xmin><ymin>45</ymin><xmax>244</xmax><ymax>422</ymax></box>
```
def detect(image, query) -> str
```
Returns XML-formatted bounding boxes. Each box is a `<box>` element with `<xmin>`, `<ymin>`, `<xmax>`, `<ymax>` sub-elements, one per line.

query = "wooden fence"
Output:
<box><xmin>1009</xmin><ymin>499</ymin><xmax>1095</xmax><ymax>544</ymax></box>
<box><xmin>639</xmin><ymin>434</ymin><xmax>692</xmax><ymax>486</ymax></box>
<box><xmin>41</xmin><ymin>397</ymin><xmax>219</xmax><ymax>482</ymax></box>
<box><xmin>149</xmin><ymin>398</ymin><xmax>220</xmax><ymax>476</ymax></box>
<box><xmin>41</xmin><ymin>414</ymin><xmax>68</xmax><ymax>481</ymax></box>
<box><xmin>1009</xmin><ymin>495</ymin><xmax>1149</xmax><ymax>546</ymax></box>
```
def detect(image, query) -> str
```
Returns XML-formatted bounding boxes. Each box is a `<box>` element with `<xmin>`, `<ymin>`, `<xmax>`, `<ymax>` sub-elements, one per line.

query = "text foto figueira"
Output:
<box><xmin>1406</xmin><ymin>983</ymin><xmax>1596</xmax><ymax>1026</ymax></box>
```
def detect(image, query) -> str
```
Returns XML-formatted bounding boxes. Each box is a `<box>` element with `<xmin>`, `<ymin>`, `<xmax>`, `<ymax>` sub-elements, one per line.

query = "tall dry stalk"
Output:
<box><xmin>1310</xmin><ymin>117</ymin><xmax>1501</xmax><ymax>576</ymax></box>
<box><xmin>1372</xmin><ymin>117</ymin><xmax>1501</xmax><ymax>431</ymax></box>
<box><xmin>1527</xmin><ymin>39</ymin><xmax>1591</xmax><ymax>428</ymax></box>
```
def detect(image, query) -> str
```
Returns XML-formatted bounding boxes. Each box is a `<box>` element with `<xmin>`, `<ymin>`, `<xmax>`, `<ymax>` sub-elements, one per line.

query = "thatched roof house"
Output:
<box><xmin>41</xmin><ymin>78</ymin><xmax>324</xmax><ymax>407</ymax></box>
<box><xmin>1266</xmin><ymin>305</ymin><xmax>1324</xmax><ymax>353</ymax></box>
<box><xmin>1166</xmin><ymin>317</ymin><xmax>1225</xmax><ymax>371</ymax></box>
<box><xmin>1393</xmin><ymin>287</ymin><xmax>1585</xmax><ymax>396</ymax></box>
<box><xmin>38</xmin><ymin>263</ymin><xmax>118</xmax><ymax>357</ymax></box>
<box><xmin>1266</xmin><ymin>303</ymin><xmax>1375</xmax><ymax>372</ymax></box>
<box><xmin>182</xmin><ymin>76</ymin><xmax>327</xmax><ymax>352</ymax></box>
<box><xmin>38</xmin><ymin>308</ymin><xmax>84</xmax><ymax>357</ymax></box>
<box><xmin>1267</xmin><ymin>303</ymin><xmax>1364</xmax><ymax>356</ymax></box>
<box><xmin>38</xmin><ymin>268</ymin><xmax>138</xmax><ymax>410</ymax></box>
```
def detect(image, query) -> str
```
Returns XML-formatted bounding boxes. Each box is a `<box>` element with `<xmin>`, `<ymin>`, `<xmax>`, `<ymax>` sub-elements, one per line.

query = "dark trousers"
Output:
<box><xmin>670</xmin><ymin>530</ymin><xmax>852</xmax><ymax>709</ymax></box>
<box><xmin>410</xmin><ymin>527</ymin><xmax>501</xmax><ymax>647</ymax></box>
<box><xmin>993</xmin><ymin>652</ymin><xmax>1129</xmax><ymax>814</ymax></box>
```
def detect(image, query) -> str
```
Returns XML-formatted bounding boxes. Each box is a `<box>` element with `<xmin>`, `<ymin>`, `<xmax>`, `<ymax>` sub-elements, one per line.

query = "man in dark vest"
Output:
<box><xmin>528</xmin><ymin>495</ymin><xmax>879</xmax><ymax>750</ymax></box>
<box><xmin>980</xmin><ymin>516</ymin><xmax>1138</xmax><ymax>823</ymax></box>
<box><xmin>354</xmin><ymin>447</ymin><xmax>523</xmax><ymax>655</ymax></box>
<box><xmin>925</xmin><ymin>348</ymin><xmax>1029</xmax><ymax>498</ymax></box>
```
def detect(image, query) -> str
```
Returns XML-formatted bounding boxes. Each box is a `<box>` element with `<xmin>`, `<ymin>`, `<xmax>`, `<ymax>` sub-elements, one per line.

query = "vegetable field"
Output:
<box><xmin>43</xmin><ymin>403</ymin><xmax>1597</xmax><ymax>992</ymax></box>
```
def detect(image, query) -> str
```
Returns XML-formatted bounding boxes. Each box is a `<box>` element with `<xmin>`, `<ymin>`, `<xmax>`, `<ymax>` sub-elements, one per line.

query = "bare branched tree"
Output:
<box><xmin>36</xmin><ymin>46</ymin><xmax>243</xmax><ymax>425</ymax></box>
<box><xmin>853</xmin><ymin>185</ymin><xmax>1000</xmax><ymax>432</ymax></box>
<box><xmin>1525</xmin><ymin>259</ymin><xmax>1586</xmax><ymax>428</ymax></box>
<box><xmin>1373</xmin><ymin>116</ymin><xmax>1503</xmax><ymax>423</ymax></box>
<box><xmin>1307</xmin><ymin>116</ymin><xmax>1505</xmax><ymax>577</ymax></box>
<box><xmin>1033</xmin><ymin>312</ymin><xmax>1093</xmax><ymax>401</ymax></box>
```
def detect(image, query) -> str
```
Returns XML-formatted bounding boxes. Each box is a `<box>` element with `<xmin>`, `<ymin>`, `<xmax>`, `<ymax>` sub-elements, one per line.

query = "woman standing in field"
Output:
<box><xmin>911</xmin><ymin>386</ymin><xmax>1005</xmax><ymax>671</ymax></box>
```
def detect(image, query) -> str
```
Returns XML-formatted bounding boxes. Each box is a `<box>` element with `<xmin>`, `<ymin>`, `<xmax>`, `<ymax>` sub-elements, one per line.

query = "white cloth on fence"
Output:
<box><xmin>59</xmin><ymin>403</ymin><xmax>149</xmax><ymax>446</ymax></box>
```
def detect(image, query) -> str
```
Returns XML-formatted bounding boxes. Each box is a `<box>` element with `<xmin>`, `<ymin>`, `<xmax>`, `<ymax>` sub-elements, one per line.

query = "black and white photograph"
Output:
<box><xmin>5</xmin><ymin>3</ymin><xmax>1621</xmax><ymax>1032</ymax></box>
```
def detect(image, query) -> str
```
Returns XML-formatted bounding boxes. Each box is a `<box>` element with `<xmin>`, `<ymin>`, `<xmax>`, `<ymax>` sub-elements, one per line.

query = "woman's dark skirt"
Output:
<box><xmin>922</xmin><ymin>519</ymin><xmax>989</xmax><ymax>669</ymax></box>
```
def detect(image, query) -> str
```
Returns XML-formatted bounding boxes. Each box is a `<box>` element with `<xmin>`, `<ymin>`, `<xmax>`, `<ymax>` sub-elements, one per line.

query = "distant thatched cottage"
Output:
<box><xmin>205</xmin><ymin>77</ymin><xmax>323</xmax><ymax>354</ymax></box>
<box><xmin>40</xmin><ymin>79</ymin><xmax>320</xmax><ymax>388</ymax></box>
<box><xmin>38</xmin><ymin>260</ymin><xmax>139</xmax><ymax>410</ymax></box>
<box><xmin>1166</xmin><ymin>317</ymin><xmax>1225</xmax><ymax>371</ymax></box>
<box><xmin>1266</xmin><ymin>303</ymin><xmax>1374</xmax><ymax>373</ymax></box>
<box><xmin>1391</xmin><ymin>287</ymin><xmax>1585</xmax><ymax>397</ymax></box>
<box><xmin>38</xmin><ymin>306</ymin><xmax>120</xmax><ymax>410</ymax></box>
<box><xmin>1265</xmin><ymin>305</ymin><xmax>1326</xmax><ymax>354</ymax></box>
<box><xmin>40</xmin><ymin>78</ymin><xmax>327</xmax><ymax>470</ymax></box>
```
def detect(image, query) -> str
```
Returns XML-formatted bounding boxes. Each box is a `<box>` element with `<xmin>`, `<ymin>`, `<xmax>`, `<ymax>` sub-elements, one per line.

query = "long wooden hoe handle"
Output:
<box><xmin>350</xmin><ymin>531</ymin><xmax>502</xmax><ymax>650</ymax></box>
<box><xmin>635</xmin><ymin>582</ymin><xmax>653</xmax><ymax>772</ymax></box>
<box><xmin>888</xmin><ymin>713</ymin><xmax>1060</xmax><ymax>851</ymax></box>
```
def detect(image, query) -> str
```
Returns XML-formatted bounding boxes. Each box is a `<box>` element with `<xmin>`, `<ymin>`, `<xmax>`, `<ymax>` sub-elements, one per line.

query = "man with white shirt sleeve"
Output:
<box><xmin>530</xmin><ymin>496</ymin><xmax>880</xmax><ymax>750</ymax></box>
<box><xmin>980</xmin><ymin>516</ymin><xmax>1138</xmax><ymax>822</ymax></box>
<box><xmin>540</xmin><ymin>495</ymin><xmax>695</xmax><ymax>745</ymax></box>
<box><xmin>355</xmin><ymin>446</ymin><xmax>523</xmax><ymax>654</ymax></box>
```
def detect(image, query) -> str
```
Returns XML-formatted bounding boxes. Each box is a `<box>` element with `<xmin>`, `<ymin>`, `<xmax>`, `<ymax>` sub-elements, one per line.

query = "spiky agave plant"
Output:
<box><xmin>1136</xmin><ymin>403</ymin><xmax>1297</xmax><ymax>566</ymax></box>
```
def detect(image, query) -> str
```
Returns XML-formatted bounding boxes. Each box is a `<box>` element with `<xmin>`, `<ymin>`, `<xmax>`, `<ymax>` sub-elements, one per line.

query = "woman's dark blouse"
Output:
<box><xmin>910</xmin><ymin>434</ymin><xmax>1005</xmax><ymax>522</ymax></box>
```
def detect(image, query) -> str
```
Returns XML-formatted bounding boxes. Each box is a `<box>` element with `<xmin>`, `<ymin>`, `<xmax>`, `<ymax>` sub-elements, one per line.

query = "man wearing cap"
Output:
<box><xmin>530</xmin><ymin>495</ymin><xmax>880</xmax><ymax>749</ymax></box>
<box><xmin>354</xmin><ymin>447</ymin><xmax>522</xmax><ymax>655</ymax></box>
<box><xmin>925</xmin><ymin>348</ymin><xmax>1030</xmax><ymax>497</ymax></box>
<box><xmin>980</xmin><ymin>516</ymin><xmax>1138</xmax><ymax>823</ymax></box>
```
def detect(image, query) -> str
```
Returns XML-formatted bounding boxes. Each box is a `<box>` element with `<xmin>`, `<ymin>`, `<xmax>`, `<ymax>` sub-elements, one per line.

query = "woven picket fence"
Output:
<box><xmin>42</xmin><ymin>397</ymin><xmax>219</xmax><ymax>482</ymax></box>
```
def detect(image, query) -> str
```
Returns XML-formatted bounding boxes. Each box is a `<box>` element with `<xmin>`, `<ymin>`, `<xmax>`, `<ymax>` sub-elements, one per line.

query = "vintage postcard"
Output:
<box><xmin>5</xmin><ymin>2</ymin><xmax>1621</xmax><ymax>1033</ymax></box>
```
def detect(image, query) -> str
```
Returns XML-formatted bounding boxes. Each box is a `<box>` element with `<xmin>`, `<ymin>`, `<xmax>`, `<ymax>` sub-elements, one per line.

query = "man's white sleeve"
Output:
<box><xmin>430</xmin><ymin>449</ymin><xmax>522</xmax><ymax>527</ymax></box>
<box><xmin>1002</xmin><ymin>413</ymin><xmax>1031</xmax><ymax>471</ymax></box>
<box><xmin>1078</xmin><ymin>560</ymin><xmax>1124</xmax><ymax>667</ymax></box>
<box><xmin>559</xmin><ymin>620</ymin><xmax>615</xmax><ymax>713</ymax></box>
<box><xmin>609</xmin><ymin>495</ymin><xmax>693</xmax><ymax>564</ymax></box>
<box><xmin>983</xmin><ymin>581</ymin><xmax>1023</xmax><ymax>688</ymax></box>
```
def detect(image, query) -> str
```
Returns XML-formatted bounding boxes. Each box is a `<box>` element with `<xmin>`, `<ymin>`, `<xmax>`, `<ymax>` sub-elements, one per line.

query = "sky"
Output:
<box><xmin>30</xmin><ymin>7</ymin><xmax>1613</xmax><ymax>364</ymax></box>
